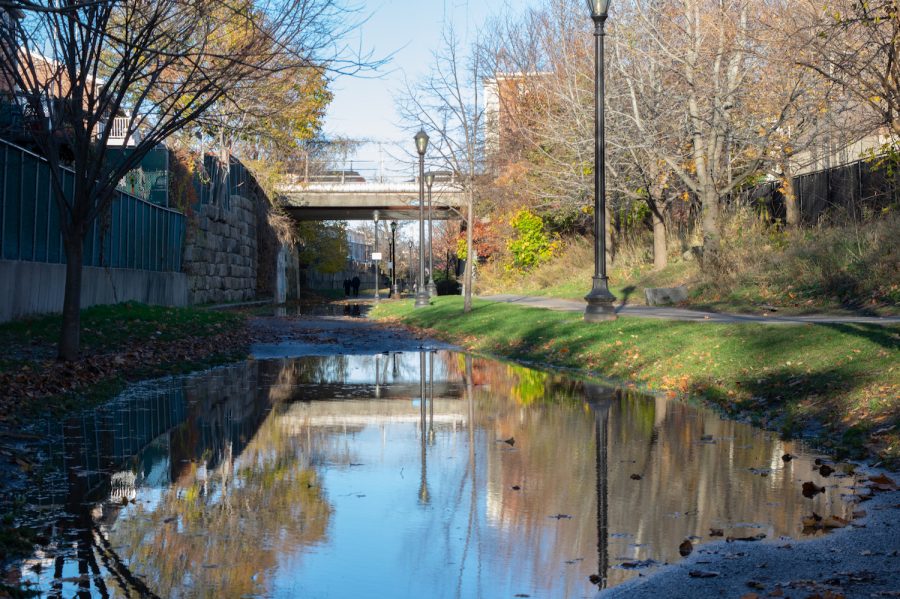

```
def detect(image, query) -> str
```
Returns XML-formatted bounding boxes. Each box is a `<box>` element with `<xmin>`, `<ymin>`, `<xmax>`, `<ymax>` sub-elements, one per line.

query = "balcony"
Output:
<box><xmin>100</xmin><ymin>115</ymin><xmax>139</xmax><ymax>147</ymax></box>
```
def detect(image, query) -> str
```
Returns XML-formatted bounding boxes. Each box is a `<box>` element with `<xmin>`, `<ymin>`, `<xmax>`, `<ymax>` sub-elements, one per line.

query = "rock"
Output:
<box><xmin>645</xmin><ymin>286</ymin><xmax>689</xmax><ymax>306</ymax></box>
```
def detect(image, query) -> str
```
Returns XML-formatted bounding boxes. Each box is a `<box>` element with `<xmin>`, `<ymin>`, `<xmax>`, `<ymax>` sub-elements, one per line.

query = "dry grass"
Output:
<box><xmin>477</xmin><ymin>208</ymin><xmax>899</xmax><ymax>314</ymax></box>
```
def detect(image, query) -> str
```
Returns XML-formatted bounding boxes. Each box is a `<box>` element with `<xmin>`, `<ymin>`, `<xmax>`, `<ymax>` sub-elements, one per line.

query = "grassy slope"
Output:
<box><xmin>374</xmin><ymin>296</ymin><xmax>900</xmax><ymax>464</ymax></box>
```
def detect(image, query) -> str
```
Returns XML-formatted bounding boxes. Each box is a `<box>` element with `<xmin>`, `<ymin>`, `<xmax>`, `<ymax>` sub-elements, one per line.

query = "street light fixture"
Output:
<box><xmin>584</xmin><ymin>0</ymin><xmax>617</xmax><ymax>322</ymax></box>
<box><xmin>390</xmin><ymin>221</ymin><xmax>399</xmax><ymax>298</ymax></box>
<box><xmin>425</xmin><ymin>172</ymin><xmax>437</xmax><ymax>298</ymax></box>
<box><xmin>373</xmin><ymin>210</ymin><xmax>380</xmax><ymax>303</ymax></box>
<box><xmin>414</xmin><ymin>129</ymin><xmax>431</xmax><ymax>308</ymax></box>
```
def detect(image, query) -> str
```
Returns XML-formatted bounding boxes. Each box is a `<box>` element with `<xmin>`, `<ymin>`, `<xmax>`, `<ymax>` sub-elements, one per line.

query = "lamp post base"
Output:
<box><xmin>391</xmin><ymin>284</ymin><xmax>401</xmax><ymax>299</ymax></box>
<box><xmin>427</xmin><ymin>279</ymin><xmax>437</xmax><ymax>298</ymax></box>
<box><xmin>584</xmin><ymin>277</ymin><xmax>617</xmax><ymax>322</ymax></box>
<box><xmin>414</xmin><ymin>290</ymin><xmax>431</xmax><ymax>308</ymax></box>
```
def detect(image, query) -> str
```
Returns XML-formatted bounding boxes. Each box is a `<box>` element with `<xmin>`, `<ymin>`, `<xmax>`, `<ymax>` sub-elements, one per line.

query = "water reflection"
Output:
<box><xmin>273</xmin><ymin>302</ymin><xmax>369</xmax><ymax>318</ymax></box>
<box><xmin>8</xmin><ymin>352</ymin><xmax>857</xmax><ymax>598</ymax></box>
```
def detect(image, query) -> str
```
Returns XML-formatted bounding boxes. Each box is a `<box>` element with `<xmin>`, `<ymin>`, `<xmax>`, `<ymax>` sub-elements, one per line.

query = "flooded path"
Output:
<box><xmin>3</xmin><ymin>332</ymin><xmax>864</xmax><ymax>598</ymax></box>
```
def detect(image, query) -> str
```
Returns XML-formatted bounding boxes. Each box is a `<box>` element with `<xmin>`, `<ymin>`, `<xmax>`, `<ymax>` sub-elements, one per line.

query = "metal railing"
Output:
<box><xmin>0</xmin><ymin>137</ymin><xmax>185</xmax><ymax>271</ymax></box>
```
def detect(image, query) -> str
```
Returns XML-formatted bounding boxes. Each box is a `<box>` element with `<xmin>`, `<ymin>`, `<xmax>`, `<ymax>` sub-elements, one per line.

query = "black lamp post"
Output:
<box><xmin>390</xmin><ymin>221</ymin><xmax>399</xmax><ymax>298</ymax></box>
<box><xmin>373</xmin><ymin>210</ymin><xmax>380</xmax><ymax>303</ymax></box>
<box><xmin>407</xmin><ymin>239</ymin><xmax>414</xmax><ymax>293</ymax></box>
<box><xmin>414</xmin><ymin>130</ymin><xmax>431</xmax><ymax>308</ymax></box>
<box><xmin>425</xmin><ymin>172</ymin><xmax>437</xmax><ymax>298</ymax></box>
<box><xmin>584</xmin><ymin>0</ymin><xmax>617</xmax><ymax>322</ymax></box>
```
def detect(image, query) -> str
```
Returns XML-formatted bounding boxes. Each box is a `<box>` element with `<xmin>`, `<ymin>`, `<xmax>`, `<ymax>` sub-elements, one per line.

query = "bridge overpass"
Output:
<box><xmin>277</xmin><ymin>181</ymin><xmax>466</xmax><ymax>221</ymax></box>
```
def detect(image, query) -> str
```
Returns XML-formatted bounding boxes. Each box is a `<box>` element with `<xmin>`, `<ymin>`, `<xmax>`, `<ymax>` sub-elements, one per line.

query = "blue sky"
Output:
<box><xmin>324</xmin><ymin>0</ymin><xmax>513</xmax><ymax>170</ymax></box>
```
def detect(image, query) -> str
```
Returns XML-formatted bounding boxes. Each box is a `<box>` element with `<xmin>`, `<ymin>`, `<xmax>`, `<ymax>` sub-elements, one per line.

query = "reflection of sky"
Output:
<box><xmin>270</xmin><ymin>423</ymin><xmax>552</xmax><ymax>599</ymax></box>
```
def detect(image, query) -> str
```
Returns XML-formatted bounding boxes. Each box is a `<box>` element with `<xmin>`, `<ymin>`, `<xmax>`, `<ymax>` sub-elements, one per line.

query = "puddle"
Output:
<box><xmin>274</xmin><ymin>302</ymin><xmax>371</xmax><ymax>318</ymax></box>
<box><xmin>4</xmin><ymin>352</ymin><xmax>857</xmax><ymax>598</ymax></box>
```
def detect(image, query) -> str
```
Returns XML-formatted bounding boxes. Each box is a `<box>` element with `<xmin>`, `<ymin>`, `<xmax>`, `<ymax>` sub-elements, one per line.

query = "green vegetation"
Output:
<box><xmin>0</xmin><ymin>303</ymin><xmax>249</xmax><ymax>421</ymax></box>
<box><xmin>373</xmin><ymin>296</ymin><xmax>900</xmax><ymax>465</ymax></box>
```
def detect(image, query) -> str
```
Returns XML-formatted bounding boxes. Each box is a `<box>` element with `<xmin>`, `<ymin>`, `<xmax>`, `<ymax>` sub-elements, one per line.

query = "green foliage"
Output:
<box><xmin>506</xmin><ymin>209</ymin><xmax>559</xmax><ymax>271</ymax></box>
<box><xmin>297</xmin><ymin>222</ymin><xmax>349</xmax><ymax>274</ymax></box>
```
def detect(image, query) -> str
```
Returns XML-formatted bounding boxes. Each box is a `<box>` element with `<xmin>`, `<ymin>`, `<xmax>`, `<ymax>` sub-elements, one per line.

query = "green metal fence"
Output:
<box><xmin>0</xmin><ymin>138</ymin><xmax>185</xmax><ymax>271</ymax></box>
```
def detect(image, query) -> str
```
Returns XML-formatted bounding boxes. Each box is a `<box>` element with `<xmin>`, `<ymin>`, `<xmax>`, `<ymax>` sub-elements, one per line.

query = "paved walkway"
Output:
<box><xmin>480</xmin><ymin>294</ymin><xmax>900</xmax><ymax>325</ymax></box>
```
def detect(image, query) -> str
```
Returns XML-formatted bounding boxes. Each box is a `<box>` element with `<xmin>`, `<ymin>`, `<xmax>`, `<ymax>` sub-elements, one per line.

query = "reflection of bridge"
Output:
<box><xmin>277</xmin><ymin>182</ymin><xmax>465</xmax><ymax>221</ymax></box>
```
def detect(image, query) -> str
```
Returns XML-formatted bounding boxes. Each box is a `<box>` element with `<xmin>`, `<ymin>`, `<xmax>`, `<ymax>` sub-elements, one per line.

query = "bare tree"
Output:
<box><xmin>0</xmin><ymin>0</ymin><xmax>366</xmax><ymax>360</ymax></box>
<box><xmin>795</xmin><ymin>0</ymin><xmax>899</xmax><ymax>143</ymax></box>
<box><xmin>397</xmin><ymin>24</ymin><xmax>485</xmax><ymax>313</ymax></box>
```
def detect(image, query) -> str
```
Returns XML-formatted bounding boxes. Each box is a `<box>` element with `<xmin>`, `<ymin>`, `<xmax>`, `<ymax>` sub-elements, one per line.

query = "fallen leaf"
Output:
<box><xmin>802</xmin><ymin>481</ymin><xmax>826</xmax><ymax>498</ymax></box>
<box><xmin>630</xmin><ymin>474</ymin><xmax>642</xmax><ymax>480</ymax></box>
<box><xmin>689</xmin><ymin>570</ymin><xmax>720</xmax><ymax>578</ymax></box>
<box><xmin>818</xmin><ymin>464</ymin><xmax>835</xmax><ymax>477</ymax></box>
<box><xmin>709</xmin><ymin>528</ymin><xmax>724</xmax><ymax>537</ymax></box>
<box><xmin>679</xmin><ymin>539</ymin><xmax>693</xmax><ymax>557</ymax></box>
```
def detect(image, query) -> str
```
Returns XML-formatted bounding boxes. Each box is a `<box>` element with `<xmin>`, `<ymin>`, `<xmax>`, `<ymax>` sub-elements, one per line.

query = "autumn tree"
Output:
<box><xmin>0</xmin><ymin>0</ymin><xmax>363</xmax><ymax>360</ymax></box>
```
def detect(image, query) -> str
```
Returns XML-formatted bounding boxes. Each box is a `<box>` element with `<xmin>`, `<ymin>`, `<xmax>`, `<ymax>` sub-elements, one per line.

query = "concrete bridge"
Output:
<box><xmin>277</xmin><ymin>181</ymin><xmax>466</xmax><ymax>221</ymax></box>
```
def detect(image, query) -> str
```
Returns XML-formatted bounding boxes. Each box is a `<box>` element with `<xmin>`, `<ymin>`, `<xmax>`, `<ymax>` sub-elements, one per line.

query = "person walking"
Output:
<box><xmin>351</xmin><ymin>275</ymin><xmax>360</xmax><ymax>297</ymax></box>
<box><xmin>343</xmin><ymin>278</ymin><xmax>351</xmax><ymax>296</ymax></box>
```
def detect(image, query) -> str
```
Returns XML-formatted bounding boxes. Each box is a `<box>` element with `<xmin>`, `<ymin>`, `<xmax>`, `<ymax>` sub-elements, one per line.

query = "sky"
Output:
<box><xmin>323</xmin><ymin>0</ymin><xmax>514</xmax><ymax>174</ymax></box>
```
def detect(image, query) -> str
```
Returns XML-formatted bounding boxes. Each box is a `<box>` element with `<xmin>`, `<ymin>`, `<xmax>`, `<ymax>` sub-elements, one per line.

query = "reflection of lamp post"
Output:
<box><xmin>375</xmin><ymin>353</ymin><xmax>382</xmax><ymax>399</ymax></box>
<box><xmin>418</xmin><ymin>351</ymin><xmax>430</xmax><ymax>504</ymax></box>
<box><xmin>373</xmin><ymin>210</ymin><xmax>380</xmax><ymax>303</ymax></box>
<box><xmin>425</xmin><ymin>172</ymin><xmax>437</xmax><ymax>298</ymax></box>
<box><xmin>584</xmin><ymin>383</ymin><xmax>613</xmax><ymax>591</ymax></box>
<box><xmin>428</xmin><ymin>350</ymin><xmax>436</xmax><ymax>445</ymax></box>
<box><xmin>584</xmin><ymin>0</ymin><xmax>617</xmax><ymax>322</ymax></box>
<box><xmin>390</xmin><ymin>221</ymin><xmax>399</xmax><ymax>298</ymax></box>
<box><xmin>414</xmin><ymin>130</ymin><xmax>431</xmax><ymax>308</ymax></box>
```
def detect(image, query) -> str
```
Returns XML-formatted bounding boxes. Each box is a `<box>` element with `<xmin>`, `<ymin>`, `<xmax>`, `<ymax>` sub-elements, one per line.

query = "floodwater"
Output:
<box><xmin>5</xmin><ymin>351</ymin><xmax>858</xmax><ymax>598</ymax></box>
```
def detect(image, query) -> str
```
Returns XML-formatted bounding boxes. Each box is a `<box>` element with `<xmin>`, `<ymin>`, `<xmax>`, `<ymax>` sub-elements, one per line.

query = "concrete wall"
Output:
<box><xmin>182</xmin><ymin>195</ymin><xmax>258</xmax><ymax>305</ymax></box>
<box><xmin>0</xmin><ymin>259</ymin><xmax>188</xmax><ymax>322</ymax></box>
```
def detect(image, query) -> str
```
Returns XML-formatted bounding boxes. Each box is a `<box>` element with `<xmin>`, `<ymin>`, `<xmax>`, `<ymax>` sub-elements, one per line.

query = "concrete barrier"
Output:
<box><xmin>0</xmin><ymin>259</ymin><xmax>188</xmax><ymax>322</ymax></box>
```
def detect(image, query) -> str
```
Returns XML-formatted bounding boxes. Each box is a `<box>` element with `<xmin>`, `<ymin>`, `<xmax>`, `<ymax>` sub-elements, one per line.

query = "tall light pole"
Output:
<box><xmin>584</xmin><ymin>0</ymin><xmax>617</xmax><ymax>322</ymax></box>
<box><xmin>373</xmin><ymin>210</ymin><xmax>380</xmax><ymax>303</ymax></box>
<box><xmin>407</xmin><ymin>239</ymin><xmax>414</xmax><ymax>294</ymax></box>
<box><xmin>425</xmin><ymin>172</ymin><xmax>437</xmax><ymax>298</ymax></box>
<box><xmin>414</xmin><ymin>130</ymin><xmax>431</xmax><ymax>308</ymax></box>
<box><xmin>391</xmin><ymin>221</ymin><xmax>399</xmax><ymax>299</ymax></box>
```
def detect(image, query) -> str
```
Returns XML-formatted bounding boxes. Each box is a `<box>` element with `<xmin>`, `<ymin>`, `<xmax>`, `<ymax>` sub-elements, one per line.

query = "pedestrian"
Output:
<box><xmin>343</xmin><ymin>278</ymin><xmax>351</xmax><ymax>296</ymax></box>
<box><xmin>351</xmin><ymin>275</ymin><xmax>360</xmax><ymax>297</ymax></box>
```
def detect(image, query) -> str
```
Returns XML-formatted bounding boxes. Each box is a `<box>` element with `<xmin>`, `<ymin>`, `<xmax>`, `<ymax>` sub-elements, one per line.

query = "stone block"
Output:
<box><xmin>645</xmin><ymin>286</ymin><xmax>689</xmax><ymax>306</ymax></box>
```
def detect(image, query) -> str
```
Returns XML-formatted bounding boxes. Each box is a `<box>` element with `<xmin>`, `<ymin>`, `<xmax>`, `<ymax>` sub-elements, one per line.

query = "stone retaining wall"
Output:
<box><xmin>183</xmin><ymin>195</ymin><xmax>259</xmax><ymax>305</ymax></box>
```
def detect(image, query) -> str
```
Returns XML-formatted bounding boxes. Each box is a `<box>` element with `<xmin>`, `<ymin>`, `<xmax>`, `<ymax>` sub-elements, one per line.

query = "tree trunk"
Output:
<box><xmin>463</xmin><ymin>193</ymin><xmax>474</xmax><ymax>313</ymax></box>
<box><xmin>781</xmin><ymin>159</ymin><xmax>799</xmax><ymax>227</ymax></box>
<box><xmin>700</xmin><ymin>184</ymin><xmax>721</xmax><ymax>265</ymax></box>
<box><xmin>58</xmin><ymin>236</ymin><xmax>85</xmax><ymax>361</ymax></box>
<box><xmin>652</xmin><ymin>205</ymin><xmax>667</xmax><ymax>270</ymax></box>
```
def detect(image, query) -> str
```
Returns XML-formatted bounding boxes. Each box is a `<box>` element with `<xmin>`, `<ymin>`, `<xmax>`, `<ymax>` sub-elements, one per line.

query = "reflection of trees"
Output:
<box><xmin>105</xmin><ymin>451</ymin><xmax>330</xmax><ymax>597</ymax></box>
<box><xmin>439</xmin><ymin>353</ymin><xmax>854</xmax><ymax>592</ymax></box>
<box><xmin>102</xmin><ymin>363</ymin><xmax>333</xmax><ymax>598</ymax></box>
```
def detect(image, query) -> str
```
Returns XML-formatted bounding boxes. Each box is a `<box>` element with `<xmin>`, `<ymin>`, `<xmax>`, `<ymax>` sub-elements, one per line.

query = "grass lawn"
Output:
<box><xmin>373</xmin><ymin>296</ymin><xmax>900</xmax><ymax>465</ymax></box>
<box><xmin>0</xmin><ymin>302</ymin><xmax>249</xmax><ymax>420</ymax></box>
